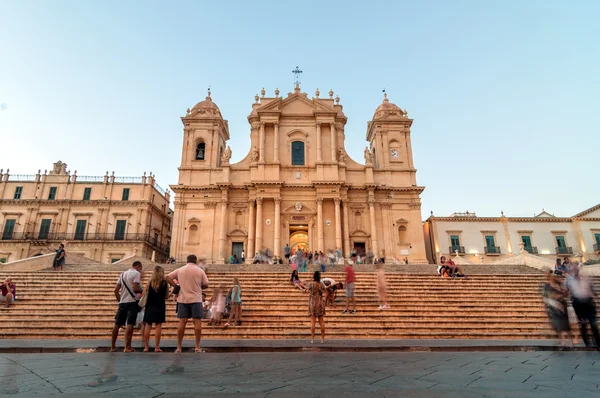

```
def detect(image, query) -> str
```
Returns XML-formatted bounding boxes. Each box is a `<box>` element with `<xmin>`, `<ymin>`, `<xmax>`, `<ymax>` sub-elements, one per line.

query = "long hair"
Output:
<box><xmin>150</xmin><ymin>265</ymin><xmax>165</xmax><ymax>291</ymax></box>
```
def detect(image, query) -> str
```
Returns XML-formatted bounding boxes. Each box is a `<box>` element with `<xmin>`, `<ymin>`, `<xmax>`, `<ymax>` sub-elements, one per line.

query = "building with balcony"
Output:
<box><xmin>423</xmin><ymin>205</ymin><xmax>600</xmax><ymax>264</ymax></box>
<box><xmin>0</xmin><ymin>161</ymin><xmax>172</xmax><ymax>264</ymax></box>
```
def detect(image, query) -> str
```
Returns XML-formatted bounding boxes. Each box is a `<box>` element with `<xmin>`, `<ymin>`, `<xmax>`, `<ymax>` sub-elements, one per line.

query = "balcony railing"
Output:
<box><xmin>76</xmin><ymin>175</ymin><xmax>105</xmax><ymax>182</ymax></box>
<box><xmin>484</xmin><ymin>246</ymin><xmax>501</xmax><ymax>255</ymax></box>
<box><xmin>154</xmin><ymin>182</ymin><xmax>166</xmax><ymax>196</ymax></box>
<box><xmin>524</xmin><ymin>246</ymin><xmax>538</xmax><ymax>254</ymax></box>
<box><xmin>449</xmin><ymin>245</ymin><xmax>465</xmax><ymax>254</ymax></box>
<box><xmin>594</xmin><ymin>243</ymin><xmax>600</xmax><ymax>253</ymax></box>
<box><xmin>0</xmin><ymin>232</ymin><xmax>168</xmax><ymax>252</ymax></box>
<box><xmin>9</xmin><ymin>174</ymin><xmax>37</xmax><ymax>181</ymax></box>
<box><xmin>114</xmin><ymin>176</ymin><xmax>143</xmax><ymax>183</ymax></box>
<box><xmin>556</xmin><ymin>246</ymin><xmax>573</xmax><ymax>255</ymax></box>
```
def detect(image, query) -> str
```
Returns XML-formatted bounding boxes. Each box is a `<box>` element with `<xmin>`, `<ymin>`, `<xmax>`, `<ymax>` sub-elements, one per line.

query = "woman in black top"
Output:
<box><xmin>143</xmin><ymin>266</ymin><xmax>169</xmax><ymax>352</ymax></box>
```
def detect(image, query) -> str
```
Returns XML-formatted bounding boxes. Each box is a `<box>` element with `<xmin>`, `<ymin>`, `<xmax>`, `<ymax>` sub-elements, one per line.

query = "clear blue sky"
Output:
<box><xmin>1</xmin><ymin>0</ymin><xmax>598</xmax><ymax>218</ymax></box>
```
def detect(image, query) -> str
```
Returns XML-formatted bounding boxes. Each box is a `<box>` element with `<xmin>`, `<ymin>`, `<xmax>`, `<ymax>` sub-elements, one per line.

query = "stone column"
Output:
<box><xmin>316</xmin><ymin>122</ymin><xmax>322</xmax><ymax>162</ymax></box>
<box><xmin>259</xmin><ymin>122</ymin><xmax>265</xmax><ymax>162</ymax></box>
<box><xmin>317</xmin><ymin>197</ymin><xmax>323</xmax><ymax>251</ymax></box>
<box><xmin>330</xmin><ymin>123</ymin><xmax>337</xmax><ymax>161</ymax></box>
<box><xmin>274</xmin><ymin>198</ymin><xmax>281</xmax><ymax>257</ymax></box>
<box><xmin>342</xmin><ymin>200</ymin><xmax>351</xmax><ymax>258</ymax></box>
<box><xmin>334</xmin><ymin>198</ymin><xmax>342</xmax><ymax>251</ymax></box>
<box><xmin>369</xmin><ymin>198</ymin><xmax>379</xmax><ymax>257</ymax></box>
<box><xmin>247</xmin><ymin>200</ymin><xmax>255</xmax><ymax>263</ymax></box>
<box><xmin>273</xmin><ymin>122</ymin><xmax>279</xmax><ymax>163</ymax></box>
<box><xmin>218</xmin><ymin>199</ymin><xmax>228</xmax><ymax>262</ymax></box>
<box><xmin>255</xmin><ymin>198</ymin><xmax>263</xmax><ymax>251</ymax></box>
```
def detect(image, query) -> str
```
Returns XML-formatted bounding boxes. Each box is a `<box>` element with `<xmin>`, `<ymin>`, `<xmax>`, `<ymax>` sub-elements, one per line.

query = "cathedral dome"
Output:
<box><xmin>189</xmin><ymin>92</ymin><xmax>222</xmax><ymax>118</ymax></box>
<box><xmin>373</xmin><ymin>93</ymin><xmax>407</xmax><ymax>119</ymax></box>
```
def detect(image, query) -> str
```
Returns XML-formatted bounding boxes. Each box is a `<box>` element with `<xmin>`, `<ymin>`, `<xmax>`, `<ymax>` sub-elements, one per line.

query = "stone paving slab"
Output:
<box><xmin>0</xmin><ymin>351</ymin><xmax>598</xmax><ymax>397</ymax></box>
<box><xmin>0</xmin><ymin>338</ymin><xmax>593</xmax><ymax>354</ymax></box>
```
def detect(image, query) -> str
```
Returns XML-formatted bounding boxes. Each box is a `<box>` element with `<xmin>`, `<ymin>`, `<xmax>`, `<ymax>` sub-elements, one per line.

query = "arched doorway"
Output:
<box><xmin>289</xmin><ymin>225</ymin><xmax>309</xmax><ymax>252</ymax></box>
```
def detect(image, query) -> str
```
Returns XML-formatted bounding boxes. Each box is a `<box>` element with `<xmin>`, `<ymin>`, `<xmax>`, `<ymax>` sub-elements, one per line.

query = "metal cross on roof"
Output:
<box><xmin>292</xmin><ymin>66</ymin><xmax>303</xmax><ymax>85</ymax></box>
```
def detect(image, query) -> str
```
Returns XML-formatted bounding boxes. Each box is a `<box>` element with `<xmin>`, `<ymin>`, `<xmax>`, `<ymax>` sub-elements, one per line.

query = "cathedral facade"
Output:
<box><xmin>170</xmin><ymin>84</ymin><xmax>427</xmax><ymax>264</ymax></box>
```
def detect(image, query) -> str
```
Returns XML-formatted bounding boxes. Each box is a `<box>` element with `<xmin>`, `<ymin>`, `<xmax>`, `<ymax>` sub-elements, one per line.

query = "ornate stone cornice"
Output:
<box><xmin>203</xmin><ymin>201</ymin><xmax>218</xmax><ymax>209</ymax></box>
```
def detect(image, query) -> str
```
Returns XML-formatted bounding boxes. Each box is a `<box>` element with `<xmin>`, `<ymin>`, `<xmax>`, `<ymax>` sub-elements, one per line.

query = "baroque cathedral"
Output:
<box><xmin>170</xmin><ymin>84</ymin><xmax>427</xmax><ymax>263</ymax></box>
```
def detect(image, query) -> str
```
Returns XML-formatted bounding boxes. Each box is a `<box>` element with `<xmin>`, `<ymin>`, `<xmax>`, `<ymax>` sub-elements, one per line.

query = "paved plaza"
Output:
<box><xmin>0</xmin><ymin>351</ymin><xmax>598</xmax><ymax>397</ymax></box>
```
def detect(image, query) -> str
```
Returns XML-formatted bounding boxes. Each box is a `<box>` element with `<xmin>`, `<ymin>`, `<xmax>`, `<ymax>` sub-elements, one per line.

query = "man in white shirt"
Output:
<box><xmin>564</xmin><ymin>264</ymin><xmax>599</xmax><ymax>347</ymax></box>
<box><xmin>166</xmin><ymin>254</ymin><xmax>209</xmax><ymax>353</ymax></box>
<box><xmin>110</xmin><ymin>261</ymin><xmax>143</xmax><ymax>352</ymax></box>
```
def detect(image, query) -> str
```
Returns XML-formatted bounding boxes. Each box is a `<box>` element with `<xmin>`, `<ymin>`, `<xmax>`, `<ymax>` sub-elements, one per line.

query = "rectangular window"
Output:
<box><xmin>114</xmin><ymin>220</ymin><xmax>126</xmax><ymax>240</ymax></box>
<box><xmin>48</xmin><ymin>186</ymin><xmax>57</xmax><ymax>200</ymax></box>
<box><xmin>291</xmin><ymin>141</ymin><xmax>305</xmax><ymax>166</ymax></box>
<box><xmin>111</xmin><ymin>258</ymin><xmax>120</xmax><ymax>264</ymax></box>
<box><xmin>14</xmin><ymin>186</ymin><xmax>23</xmax><ymax>200</ymax></box>
<box><xmin>122</xmin><ymin>188</ymin><xmax>130</xmax><ymax>201</ymax></box>
<box><xmin>38</xmin><ymin>219</ymin><xmax>52</xmax><ymax>239</ymax></box>
<box><xmin>450</xmin><ymin>235</ymin><xmax>460</xmax><ymax>249</ymax></box>
<box><xmin>2</xmin><ymin>219</ymin><xmax>16</xmax><ymax>240</ymax></box>
<box><xmin>521</xmin><ymin>235</ymin><xmax>532</xmax><ymax>248</ymax></box>
<box><xmin>74</xmin><ymin>220</ymin><xmax>87</xmax><ymax>240</ymax></box>
<box><xmin>555</xmin><ymin>235</ymin><xmax>566</xmax><ymax>248</ymax></box>
<box><xmin>594</xmin><ymin>233</ymin><xmax>600</xmax><ymax>246</ymax></box>
<box><xmin>485</xmin><ymin>235</ymin><xmax>495</xmax><ymax>247</ymax></box>
<box><xmin>154</xmin><ymin>232</ymin><xmax>159</xmax><ymax>246</ymax></box>
<box><xmin>83</xmin><ymin>187</ymin><xmax>91</xmax><ymax>201</ymax></box>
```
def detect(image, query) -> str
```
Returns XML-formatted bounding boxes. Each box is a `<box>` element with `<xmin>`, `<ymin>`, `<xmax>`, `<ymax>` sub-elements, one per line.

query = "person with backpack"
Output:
<box><xmin>110</xmin><ymin>261</ymin><xmax>143</xmax><ymax>352</ymax></box>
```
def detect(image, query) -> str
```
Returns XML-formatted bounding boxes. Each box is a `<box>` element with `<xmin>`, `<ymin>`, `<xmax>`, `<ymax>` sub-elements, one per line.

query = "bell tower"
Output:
<box><xmin>366</xmin><ymin>93</ymin><xmax>414</xmax><ymax>174</ymax></box>
<box><xmin>179</xmin><ymin>90</ymin><xmax>230</xmax><ymax>180</ymax></box>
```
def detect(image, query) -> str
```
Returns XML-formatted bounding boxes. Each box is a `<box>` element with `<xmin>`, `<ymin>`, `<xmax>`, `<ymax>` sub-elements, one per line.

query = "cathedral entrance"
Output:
<box><xmin>289</xmin><ymin>225</ymin><xmax>309</xmax><ymax>252</ymax></box>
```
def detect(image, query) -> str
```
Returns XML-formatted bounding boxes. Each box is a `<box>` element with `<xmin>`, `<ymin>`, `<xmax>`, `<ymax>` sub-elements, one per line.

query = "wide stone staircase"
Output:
<box><xmin>1</xmin><ymin>269</ymin><xmax>598</xmax><ymax>340</ymax></box>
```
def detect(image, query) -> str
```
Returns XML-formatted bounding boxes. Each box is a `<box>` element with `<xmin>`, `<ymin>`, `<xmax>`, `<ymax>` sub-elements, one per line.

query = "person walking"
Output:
<box><xmin>564</xmin><ymin>264</ymin><xmax>600</xmax><ymax>348</ymax></box>
<box><xmin>166</xmin><ymin>254</ymin><xmax>209</xmax><ymax>353</ymax></box>
<box><xmin>224</xmin><ymin>278</ymin><xmax>242</xmax><ymax>328</ymax></box>
<box><xmin>541</xmin><ymin>267</ymin><xmax>572</xmax><ymax>348</ymax></box>
<box><xmin>342</xmin><ymin>261</ymin><xmax>357</xmax><ymax>314</ymax></box>
<box><xmin>308</xmin><ymin>271</ymin><xmax>326</xmax><ymax>343</ymax></box>
<box><xmin>241</xmin><ymin>249</ymin><xmax>245</xmax><ymax>263</ymax></box>
<box><xmin>142</xmin><ymin>266</ymin><xmax>169</xmax><ymax>352</ymax></box>
<box><xmin>284</xmin><ymin>244</ymin><xmax>291</xmax><ymax>264</ymax></box>
<box><xmin>53</xmin><ymin>243</ymin><xmax>66</xmax><ymax>271</ymax></box>
<box><xmin>376</xmin><ymin>263</ymin><xmax>390</xmax><ymax>309</ymax></box>
<box><xmin>111</xmin><ymin>261</ymin><xmax>143</xmax><ymax>352</ymax></box>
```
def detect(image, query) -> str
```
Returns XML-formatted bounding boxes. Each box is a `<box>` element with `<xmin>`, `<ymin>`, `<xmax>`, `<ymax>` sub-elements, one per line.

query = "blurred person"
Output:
<box><xmin>308</xmin><ymin>271</ymin><xmax>326</xmax><ymax>343</ymax></box>
<box><xmin>342</xmin><ymin>261</ymin><xmax>357</xmax><ymax>314</ymax></box>
<box><xmin>564</xmin><ymin>263</ymin><xmax>599</xmax><ymax>348</ymax></box>
<box><xmin>376</xmin><ymin>263</ymin><xmax>390</xmax><ymax>310</ymax></box>
<box><xmin>166</xmin><ymin>254</ymin><xmax>209</xmax><ymax>353</ymax></box>
<box><xmin>541</xmin><ymin>267</ymin><xmax>573</xmax><ymax>348</ymax></box>
<box><xmin>142</xmin><ymin>266</ymin><xmax>169</xmax><ymax>352</ymax></box>
<box><xmin>554</xmin><ymin>258</ymin><xmax>568</xmax><ymax>276</ymax></box>
<box><xmin>207</xmin><ymin>287</ymin><xmax>224</xmax><ymax>326</ymax></box>
<box><xmin>224</xmin><ymin>278</ymin><xmax>242</xmax><ymax>328</ymax></box>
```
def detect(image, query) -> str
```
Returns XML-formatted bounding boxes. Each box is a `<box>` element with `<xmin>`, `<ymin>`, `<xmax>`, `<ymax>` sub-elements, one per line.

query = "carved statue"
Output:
<box><xmin>50</xmin><ymin>160</ymin><xmax>68</xmax><ymax>175</ymax></box>
<box><xmin>295</xmin><ymin>202</ymin><xmax>303</xmax><ymax>212</ymax></box>
<box><xmin>364</xmin><ymin>147</ymin><xmax>373</xmax><ymax>164</ymax></box>
<box><xmin>338</xmin><ymin>149</ymin><xmax>346</xmax><ymax>163</ymax></box>
<box><xmin>221</xmin><ymin>146</ymin><xmax>232</xmax><ymax>164</ymax></box>
<box><xmin>251</xmin><ymin>147</ymin><xmax>259</xmax><ymax>162</ymax></box>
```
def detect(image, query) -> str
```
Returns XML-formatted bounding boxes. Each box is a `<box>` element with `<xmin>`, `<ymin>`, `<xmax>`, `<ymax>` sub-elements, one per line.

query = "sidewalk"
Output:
<box><xmin>0</xmin><ymin>338</ymin><xmax>589</xmax><ymax>353</ymax></box>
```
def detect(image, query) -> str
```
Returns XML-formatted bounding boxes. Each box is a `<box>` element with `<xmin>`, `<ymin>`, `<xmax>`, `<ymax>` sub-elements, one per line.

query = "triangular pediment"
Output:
<box><xmin>574</xmin><ymin>203</ymin><xmax>600</xmax><ymax>218</ymax></box>
<box><xmin>257</xmin><ymin>94</ymin><xmax>334</xmax><ymax>115</ymax></box>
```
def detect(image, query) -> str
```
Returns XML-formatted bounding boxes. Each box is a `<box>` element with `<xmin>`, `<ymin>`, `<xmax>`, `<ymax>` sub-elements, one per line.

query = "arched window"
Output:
<box><xmin>188</xmin><ymin>225</ymin><xmax>199</xmax><ymax>244</ymax></box>
<box><xmin>398</xmin><ymin>225</ymin><xmax>407</xmax><ymax>244</ymax></box>
<box><xmin>291</xmin><ymin>141</ymin><xmax>305</xmax><ymax>166</ymax></box>
<box><xmin>195</xmin><ymin>142</ymin><xmax>206</xmax><ymax>160</ymax></box>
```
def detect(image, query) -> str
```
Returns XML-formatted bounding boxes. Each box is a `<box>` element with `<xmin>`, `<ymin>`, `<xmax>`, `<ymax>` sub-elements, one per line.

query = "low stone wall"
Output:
<box><xmin>0</xmin><ymin>252</ymin><xmax>101</xmax><ymax>272</ymax></box>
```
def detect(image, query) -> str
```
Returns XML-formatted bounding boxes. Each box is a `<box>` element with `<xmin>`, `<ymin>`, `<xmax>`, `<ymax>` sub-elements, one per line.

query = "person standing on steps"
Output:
<box><xmin>376</xmin><ymin>263</ymin><xmax>390</xmax><ymax>310</ymax></box>
<box><xmin>284</xmin><ymin>244</ymin><xmax>291</xmax><ymax>264</ymax></box>
<box><xmin>342</xmin><ymin>258</ymin><xmax>357</xmax><ymax>314</ymax></box>
<box><xmin>308</xmin><ymin>271</ymin><xmax>326</xmax><ymax>343</ymax></box>
<box><xmin>142</xmin><ymin>266</ymin><xmax>170</xmax><ymax>352</ymax></box>
<box><xmin>53</xmin><ymin>243</ymin><xmax>66</xmax><ymax>271</ymax></box>
<box><xmin>111</xmin><ymin>261</ymin><xmax>143</xmax><ymax>352</ymax></box>
<box><xmin>564</xmin><ymin>263</ymin><xmax>599</xmax><ymax>348</ymax></box>
<box><xmin>166</xmin><ymin>254</ymin><xmax>209</xmax><ymax>353</ymax></box>
<box><xmin>224</xmin><ymin>278</ymin><xmax>242</xmax><ymax>328</ymax></box>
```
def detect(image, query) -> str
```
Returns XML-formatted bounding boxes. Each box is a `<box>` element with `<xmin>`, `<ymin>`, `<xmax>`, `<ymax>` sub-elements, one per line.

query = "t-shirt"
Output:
<box><xmin>117</xmin><ymin>268</ymin><xmax>141</xmax><ymax>304</ymax></box>
<box><xmin>54</xmin><ymin>248</ymin><xmax>65</xmax><ymax>263</ymax></box>
<box><xmin>284</xmin><ymin>246</ymin><xmax>290</xmax><ymax>255</ymax></box>
<box><xmin>321</xmin><ymin>278</ymin><xmax>336</xmax><ymax>286</ymax></box>
<box><xmin>168</xmin><ymin>263</ymin><xmax>209</xmax><ymax>304</ymax></box>
<box><xmin>345</xmin><ymin>265</ymin><xmax>356</xmax><ymax>284</ymax></box>
<box><xmin>564</xmin><ymin>275</ymin><xmax>594</xmax><ymax>300</ymax></box>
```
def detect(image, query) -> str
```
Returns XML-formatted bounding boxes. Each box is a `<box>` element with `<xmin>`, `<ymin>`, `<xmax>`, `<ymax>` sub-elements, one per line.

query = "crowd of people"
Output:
<box><xmin>110</xmin><ymin>254</ymin><xmax>243</xmax><ymax>353</ymax></box>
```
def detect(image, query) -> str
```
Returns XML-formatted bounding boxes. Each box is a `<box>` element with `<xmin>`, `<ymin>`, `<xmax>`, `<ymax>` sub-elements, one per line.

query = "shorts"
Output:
<box><xmin>285</xmin><ymin>253</ymin><xmax>290</xmax><ymax>259</ymax></box>
<box><xmin>115</xmin><ymin>302</ymin><xmax>140</xmax><ymax>326</ymax></box>
<box><xmin>53</xmin><ymin>259</ymin><xmax>64</xmax><ymax>268</ymax></box>
<box><xmin>346</xmin><ymin>282</ymin><xmax>355</xmax><ymax>298</ymax></box>
<box><xmin>0</xmin><ymin>295</ymin><xmax>14</xmax><ymax>302</ymax></box>
<box><xmin>177</xmin><ymin>302</ymin><xmax>204</xmax><ymax>319</ymax></box>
